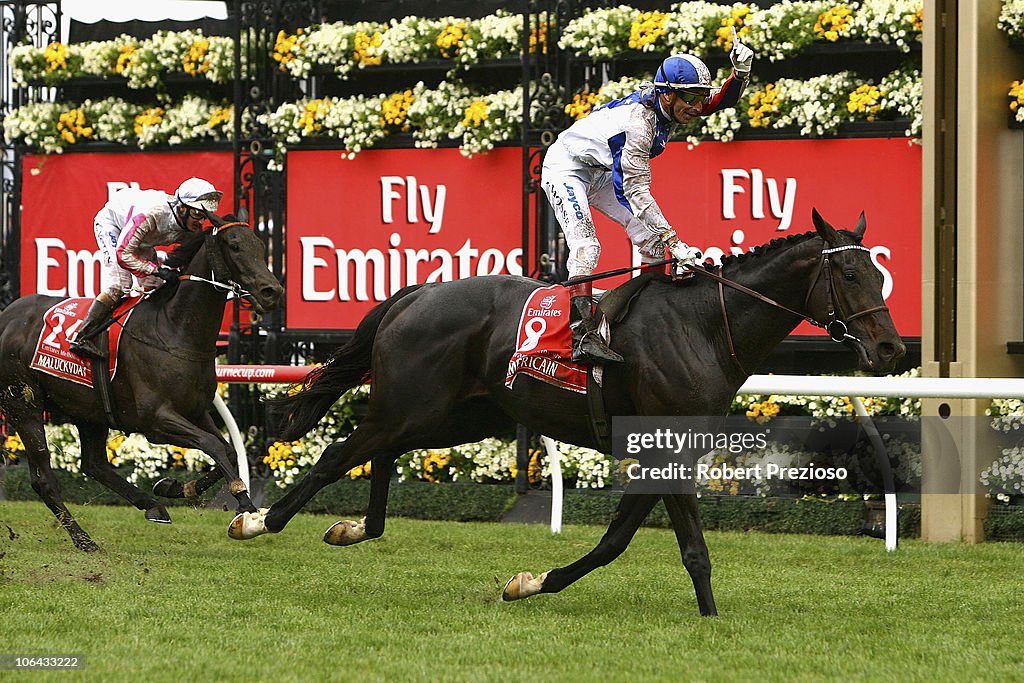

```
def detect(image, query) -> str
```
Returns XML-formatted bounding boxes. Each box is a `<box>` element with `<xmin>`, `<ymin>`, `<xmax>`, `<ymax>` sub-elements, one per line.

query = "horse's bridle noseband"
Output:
<box><xmin>689</xmin><ymin>243</ymin><xmax>889</xmax><ymax>376</ymax></box>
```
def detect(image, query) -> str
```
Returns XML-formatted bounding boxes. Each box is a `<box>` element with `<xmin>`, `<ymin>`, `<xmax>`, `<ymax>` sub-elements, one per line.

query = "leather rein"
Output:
<box><xmin>686</xmin><ymin>243</ymin><xmax>889</xmax><ymax>376</ymax></box>
<box><xmin>175</xmin><ymin>221</ymin><xmax>255</xmax><ymax>301</ymax></box>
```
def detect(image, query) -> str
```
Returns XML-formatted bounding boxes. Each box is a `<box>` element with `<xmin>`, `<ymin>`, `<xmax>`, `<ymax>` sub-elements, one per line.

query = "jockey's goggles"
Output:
<box><xmin>673</xmin><ymin>89</ymin><xmax>709</xmax><ymax>104</ymax></box>
<box><xmin>185</xmin><ymin>206</ymin><xmax>207</xmax><ymax>219</ymax></box>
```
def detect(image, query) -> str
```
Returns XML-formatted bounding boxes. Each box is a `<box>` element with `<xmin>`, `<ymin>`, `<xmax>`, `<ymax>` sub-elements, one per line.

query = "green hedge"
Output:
<box><xmin>0</xmin><ymin>466</ymin><xmax>942</xmax><ymax>539</ymax></box>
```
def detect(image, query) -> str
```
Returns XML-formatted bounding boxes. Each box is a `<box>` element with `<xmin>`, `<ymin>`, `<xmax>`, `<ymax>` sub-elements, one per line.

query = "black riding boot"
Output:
<box><xmin>568</xmin><ymin>283</ymin><xmax>623</xmax><ymax>364</ymax></box>
<box><xmin>69</xmin><ymin>299</ymin><xmax>114</xmax><ymax>360</ymax></box>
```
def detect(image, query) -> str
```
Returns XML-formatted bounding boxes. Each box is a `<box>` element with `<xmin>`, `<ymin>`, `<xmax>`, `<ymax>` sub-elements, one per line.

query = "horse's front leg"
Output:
<box><xmin>78</xmin><ymin>421</ymin><xmax>171</xmax><ymax>523</ymax></box>
<box><xmin>323</xmin><ymin>454</ymin><xmax>394</xmax><ymax>546</ymax></box>
<box><xmin>146</xmin><ymin>410</ymin><xmax>256</xmax><ymax>514</ymax></box>
<box><xmin>153</xmin><ymin>465</ymin><xmax>224</xmax><ymax>501</ymax></box>
<box><xmin>502</xmin><ymin>492</ymin><xmax>660</xmax><ymax>601</ymax></box>
<box><xmin>663</xmin><ymin>493</ymin><xmax>717</xmax><ymax>616</ymax></box>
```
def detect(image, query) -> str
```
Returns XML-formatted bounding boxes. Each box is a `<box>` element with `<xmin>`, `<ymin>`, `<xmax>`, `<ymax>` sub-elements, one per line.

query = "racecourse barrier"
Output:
<box><xmin>214</xmin><ymin>366</ymin><xmax>1024</xmax><ymax>549</ymax></box>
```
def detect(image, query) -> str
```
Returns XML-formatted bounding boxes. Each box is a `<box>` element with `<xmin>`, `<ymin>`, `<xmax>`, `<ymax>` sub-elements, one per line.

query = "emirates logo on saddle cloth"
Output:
<box><xmin>505</xmin><ymin>284</ymin><xmax>587</xmax><ymax>394</ymax></box>
<box><xmin>29</xmin><ymin>298</ymin><xmax>138</xmax><ymax>388</ymax></box>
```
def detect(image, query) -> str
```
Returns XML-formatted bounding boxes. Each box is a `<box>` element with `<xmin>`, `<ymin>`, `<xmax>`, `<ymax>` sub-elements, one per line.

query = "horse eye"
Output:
<box><xmin>843</xmin><ymin>270</ymin><xmax>857</xmax><ymax>283</ymax></box>
<box><xmin>229</xmin><ymin>241</ymin><xmax>242</xmax><ymax>253</ymax></box>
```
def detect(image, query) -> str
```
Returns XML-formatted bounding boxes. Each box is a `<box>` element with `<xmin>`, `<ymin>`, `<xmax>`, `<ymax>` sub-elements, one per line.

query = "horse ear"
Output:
<box><xmin>853</xmin><ymin>211</ymin><xmax>867</xmax><ymax>239</ymax></box>
<box><xmin>811</xmin><ymin>208</ymin><xmax>839</xmax><ymax>242</ymax></box>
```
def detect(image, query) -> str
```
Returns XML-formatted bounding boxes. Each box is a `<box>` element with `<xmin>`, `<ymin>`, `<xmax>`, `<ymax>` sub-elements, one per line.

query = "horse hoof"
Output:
<box><xmin>323</xmin><ymin>518</ymin><xmax>366</xmax><ymax>546</ymax></box>
<box><xmin>501</xmin><ymin>571</ymin><xmax>548</xmax><ymax>601</ymax></box>
<box><xmin>75</xmin><ymin>537</ymin><xmax>101</xmax><ymax>553</ymax></box>
<box><xmin>153</xmin><ymin>477</ymin><xmax>184</xmax><ymax>499</ymax></box>
<box><xmin>228</xmin><ymin>508</ymin><xmax>270</xmax><ymax>540</ymax></box>
<box><xmin>145</xmin><ymin>505</ymin><xmax>172</xmax><ymax>524</ymax></box>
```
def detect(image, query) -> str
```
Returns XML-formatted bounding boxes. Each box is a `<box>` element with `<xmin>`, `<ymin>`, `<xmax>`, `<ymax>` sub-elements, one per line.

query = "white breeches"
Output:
<box><xmin>541</xmin><ymin>142</ymin><xmax>665</xmax><ymax>278</ymax></box>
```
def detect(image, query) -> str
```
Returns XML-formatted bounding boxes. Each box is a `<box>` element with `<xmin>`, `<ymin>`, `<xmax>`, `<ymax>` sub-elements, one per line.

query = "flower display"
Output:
<box><xmin>745</xmin><ymin>1</ymin><xmax>833</xmax><ymax>61</ymax></box>
<box><xmin>629</xmin><ymin>10</ymin><xmax>671</xmax><ymax>52</ymax></box>
<box><xmin>1010</xmin><ymin>80</ymin><xmax>1024</xmax><ymax>124</ymax></box>
<box><xmin>814</xmin><ymin>4</ymin><xmax>854</xmax><ymax>42</ymax></box>
<box><xmin>999</xmin><ymin>0</ymin><xmax>1024</xmax><ymax>40</ymax></box>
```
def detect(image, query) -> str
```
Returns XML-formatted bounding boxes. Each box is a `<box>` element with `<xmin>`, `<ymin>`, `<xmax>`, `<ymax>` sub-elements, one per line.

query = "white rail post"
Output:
<box><xmin>540</xmin><ymin>436</ymin><xmax>562</xmax><ymax>534</ymax></box>
<box><xmin>849</xmin><ymin>396</ymin><xmax>897</xmax><ymax>551</ymax></box>
<box><xmin>212</xmin><ymin>393</ymin><xmax>250</xmax><ymax>490</ymax></box>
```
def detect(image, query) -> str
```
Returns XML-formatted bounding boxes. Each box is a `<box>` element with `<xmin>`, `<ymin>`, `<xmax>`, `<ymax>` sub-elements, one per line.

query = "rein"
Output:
<box><xmin>176</xmin><ymin>222</ymin><xmax>255</xmax><ymax>301</ymax></box>
<box><xmin>687</xmin><ymin>243</ymin><xmax>888</xmax><ymax>376</ymax></box>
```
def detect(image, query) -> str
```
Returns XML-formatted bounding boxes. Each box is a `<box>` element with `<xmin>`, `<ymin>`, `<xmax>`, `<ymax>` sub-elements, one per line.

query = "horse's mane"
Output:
<box><xmin>709</xmin><ymin>229</ymin><xmax>862</xmax><ymax>271</ymax></box>
<box><xmin>163</xmin><ymin>231</ymin><xmax>206</xmax><ymax>270</ymax></box>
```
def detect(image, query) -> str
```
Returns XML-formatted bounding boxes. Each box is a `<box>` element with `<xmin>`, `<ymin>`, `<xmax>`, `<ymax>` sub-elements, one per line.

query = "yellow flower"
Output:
<box><xmin>564</xmin><ymin>90</ymin><xmax>599</xmax><ymax>120</ymax></box>
<box><xmin>628</xmin><ymin>10</ymin><xmax>669</xmax><ymax>51</ymax></box>
<box><xmin>297</xmin><ymin>99</ymin><xmax>331</xmax><ymax>135</ymax></box>
<box><xmin>133</xmin><ymin>107</ymin><xmax>165</xmax><ymax>135</ymax></box>
<box><xmin>183</xmin><ymin>38</ymin><xmax>210</xmax><ymax>76</ymax></box>
<box><xmin>436</xmin><ymin>21</ymin><xmax>467</xmax><ymax>59</ymax></box>
<box><xmin>747</xmin><ymin>83</ymin><xmax>781</xmax><ymax>128</ymax></box>
<box><xmin>380</xmin><ymin>89</ymin><xmax>415</xmax><ymax>130</ymax></box>
<box><xmin>1010</xmin><ymin>81</ymin><xmax>1024</xmax><ymax>112</ymax></box>
<box><xmin>44</xmin><ymin>42</ymin><xmax>69</xmax><ymax>73</ymax></box>
<box><xmin>347</xmin><ymin>461</ymin><xmax>372</xmax><ymax>479</ymax></box>
<box><xmin>170</xmin><ymin>446</ymin><xmax>189</xmax><ymax>468</ymax></box>
<box><xmin>530</xmin><ymin>21</ymin><xmax>549</xmax><ymax>54</ymax></box>
<box><xmin>57</xmin><ymin>107</ymin><xmax>93</xmax><ymax>145</ymax></box>
<box><xmin>115</xmin><ymin>44</ymin><xmax>136</xmax><ymax>74</ymax></box>
<box><xmin>814</xmin><ymin>4</ymin><xmax>854</xmax><ymax>42</ymax></box>
<box><xmin>715</xmin><ymin>7</ymin><xmax>752</xmax><ymax>50</ymax></box>
<box><xmin>461</xmin><ymin>99</ymin><xmax>489</xmax><ymax>128</ymax></box>
<box><xmin>207</xmin><ymin>106</ymin><xmax>232</xmax><ymax>129</ymax></box>
<box><xmin>264</xmin><ymin>441</ymin><xmax>302</xmax><ymax>471</ymax></box>
<box><xmin>421</xmin><ymin>450</ymin><xmax>450</xmax><ymax>483</ymax></box>
<box><xmin>745</xmin><ymin>399</ymin><xmax>780</xmax><ymax>424</ymax></box>
<box><xmin>909</xmin><ymin>8</ymin><xmax>924</xmax><ymax>33</ymax></box>
<box><xmin>106</xmin><ymin>433</ymin><xmax>125</xmax><ymax>465</ymax></box>
<box><xmin>4</xmin><ymin>433</ymin><xmax>25</xmax><ymax>460</ymax></box>
<box><xmin>272</xmin><ymin>28</ymin><xmax>304</xmax><ymax>68</ymax></box>
<box><xmin>847</xmin><ymin>84</ymin><xmax>884</xmax><ymax>120</ymax></box>
<box><xmin>354</xmin><ymin>31</ymin><xmax>383</xmax><ymax>66</ymax></box>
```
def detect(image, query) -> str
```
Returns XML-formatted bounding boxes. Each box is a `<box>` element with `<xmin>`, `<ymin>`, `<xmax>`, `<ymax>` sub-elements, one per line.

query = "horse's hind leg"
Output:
<box><xmin>322</xmin><ymin>454</ymin><xmax>394</xmax><ymax>546</ymax></box>
<box><xmin>154</xmin><ymin>465</ymin><xmax>223</xmax><ymax>501</ymax></box>
<box><xmin>503</xmin><ymin>492</ymin><xmax>660</xmax><ymax>601</ymax></box>
<box><xmin>663</xmin><ymin>493</ymin><xmax>717</xmax><ymax>616</ymax></box>
<box><xmin>14</xmin><ymin>414</ymin><xmax>99</xmax><ymax>552</ymax></box>
<box><xmin>77</xmin><ymin>422</ymin><xmax>171</xmax><ymax>524</ymax></box>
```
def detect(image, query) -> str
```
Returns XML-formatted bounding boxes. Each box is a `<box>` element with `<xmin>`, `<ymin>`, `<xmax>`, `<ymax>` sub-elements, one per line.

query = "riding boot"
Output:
<box><xmin>69</xmin><ymin>298</ymin><xmax>115</xmax><ymax>360</ymax></box>
<box><xmin>568</xmin><ymin>283</ymin><xmax>623</xmax><ymax>364</ymax></box>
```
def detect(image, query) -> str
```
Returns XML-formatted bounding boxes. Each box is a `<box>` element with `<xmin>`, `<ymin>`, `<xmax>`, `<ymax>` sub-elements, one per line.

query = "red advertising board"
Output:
<box><xmin>286</xmin><ymin>138</ymin><xmax>921</xmax><ymax>335</ymax></box>
<box><xmin>286</xmin><ymin>147</ymin><xmax>528</xmax><ymax>329</ymax></box>
<box><xmin>20</xmin><ymin>151</ymin><xmax>235</xmax><ymax>298</ymax></box>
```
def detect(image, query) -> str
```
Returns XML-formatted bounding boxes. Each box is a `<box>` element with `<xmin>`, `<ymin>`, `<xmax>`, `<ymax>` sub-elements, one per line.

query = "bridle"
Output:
<box><xmin>687</xmin><ymin>243</ymin><xmax>889</xmax><ymax>376</ymax></box>
<box><xmin>175</xmin><ymin>221</ymin><xmax>255</xmax><ymax>301</ymax></box>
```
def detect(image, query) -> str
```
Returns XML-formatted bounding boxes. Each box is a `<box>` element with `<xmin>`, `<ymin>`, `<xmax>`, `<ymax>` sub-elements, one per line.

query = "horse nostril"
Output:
<box><xmin>878</xmin><ymin>341</ymin><xmax>904</xmax><ymax>361</ymax></box>
<box><xmin>261</xmin><ymin>285</ymin><xmax>282</xmax><ymax>305</ymax></box>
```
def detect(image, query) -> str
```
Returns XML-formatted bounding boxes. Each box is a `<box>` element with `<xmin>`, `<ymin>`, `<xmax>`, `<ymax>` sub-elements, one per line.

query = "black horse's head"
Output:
<box><xmin>166</xmin><ymin>210</ymin><xmax>283</xmax><ymax>314</ymax></box>
<box><xmin>805</xmin><ymin>208</ymin><xmax>905</xmax><ymax>374</ymax></box>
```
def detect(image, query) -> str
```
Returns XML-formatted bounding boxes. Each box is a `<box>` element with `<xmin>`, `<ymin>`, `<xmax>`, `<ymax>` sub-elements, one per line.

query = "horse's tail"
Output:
<box><xmin>268</xmin><ymin>284</ymin><xmax>427</xmax><ymax>441</ymax></box>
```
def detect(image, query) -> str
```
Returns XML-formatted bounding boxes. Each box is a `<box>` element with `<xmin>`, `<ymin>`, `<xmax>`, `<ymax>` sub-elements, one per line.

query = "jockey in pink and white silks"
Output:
<box><xmin>542</xmin><ymin>29</ymin><xmax>754</xmax><ymax>364</ymax></box>
<box><xmin>69</xmin><ymin>177</ymin><xmax>223</xmax><ymax>360</ymax></box>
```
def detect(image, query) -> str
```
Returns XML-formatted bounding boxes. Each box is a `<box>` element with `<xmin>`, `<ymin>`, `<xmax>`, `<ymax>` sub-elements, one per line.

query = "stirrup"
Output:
<box><xmin>572</xmin><ymin>331</ymin><xmax>623</xmax><ymax>364</ymax></box>
<box><xmin>69</xmin><ymin>336</ymin><xmax>107</xmax><ymax>360</ymax></box>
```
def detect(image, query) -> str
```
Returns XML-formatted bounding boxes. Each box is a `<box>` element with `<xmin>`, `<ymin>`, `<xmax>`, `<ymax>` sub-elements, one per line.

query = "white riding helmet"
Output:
<box><xmin>175</xmin><ymin>177</ymin><xmax>223</xmax><ymax>213</ymax></box>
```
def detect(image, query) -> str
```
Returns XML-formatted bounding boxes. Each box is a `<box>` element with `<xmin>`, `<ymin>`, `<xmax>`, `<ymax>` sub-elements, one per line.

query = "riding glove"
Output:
<box><xmin>729</xmin><ymin>27</ymin><xmax>754</xmax><ymax>73</ymax></box>
<box><xmin>156</xmin><ymin>267</ymin><xmax>180</xmax><ymax>283</ymax></box>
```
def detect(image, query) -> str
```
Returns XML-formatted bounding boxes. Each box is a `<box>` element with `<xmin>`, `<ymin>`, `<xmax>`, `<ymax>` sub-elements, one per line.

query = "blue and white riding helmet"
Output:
<box><xmin>653</xmin><ymin>54</ymin><xmax>713</xmax><ymax>94</ymax></box>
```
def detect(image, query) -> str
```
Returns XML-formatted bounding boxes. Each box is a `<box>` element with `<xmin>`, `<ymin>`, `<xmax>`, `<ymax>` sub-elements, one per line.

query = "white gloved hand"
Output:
<box><xmin>668</xmin><ymin>238</ymin><xmax>702</xmax><ymax>267</ymax></box>
<box><xmin>730</xmin><ymin>27</ymin><xmax>754</xmax><ymax>74</ymax></box>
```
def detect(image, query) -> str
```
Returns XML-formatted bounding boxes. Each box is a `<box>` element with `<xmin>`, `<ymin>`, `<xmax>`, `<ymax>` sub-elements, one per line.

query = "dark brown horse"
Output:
<box><xmin>0</xmin><ymin>213</ymin><xmax>282</xmax><ymax>551</ymax></box>
<box><xmin>229</xmin><ymin>209</ymin><xmax>903</xmax><ymax>615</ymax></box>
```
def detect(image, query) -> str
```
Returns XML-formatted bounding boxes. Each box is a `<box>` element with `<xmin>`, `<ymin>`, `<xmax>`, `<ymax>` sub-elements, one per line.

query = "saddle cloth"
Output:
<box><xmin>505</xmin><ymin>284</ymin><xmax>588</xmax><ymax>394</ymax></box>
<box><xmin>29</xmin><ymin>297</ymin><xmax>140</xmax><ymax>388</ymax></box>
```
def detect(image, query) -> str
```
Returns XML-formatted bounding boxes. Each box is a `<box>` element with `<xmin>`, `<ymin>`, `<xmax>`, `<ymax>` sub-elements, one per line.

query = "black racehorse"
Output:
<box><xmin>0</xmin><ymin>212</ymin><xmax>283</xmax><ymax>551</ymax></box>
<box><xmin>229</xmin><ymin>209</ymin><xmax>904</xmax><ymax>615</ymax></box>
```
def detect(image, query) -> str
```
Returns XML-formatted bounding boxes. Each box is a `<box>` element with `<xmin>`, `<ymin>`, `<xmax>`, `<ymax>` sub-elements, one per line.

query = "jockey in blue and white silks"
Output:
<box><xmin>541</xmin><ymin>30</ymin><xmax>754</xmax><ymax>364</ymax></box>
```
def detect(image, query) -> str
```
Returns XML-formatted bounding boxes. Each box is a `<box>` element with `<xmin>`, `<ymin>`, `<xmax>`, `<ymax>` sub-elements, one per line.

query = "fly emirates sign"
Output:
<box><xmin>286</xmin><ymin>148</ymin><xmax>525</xmax><ymax>329</ymax></box>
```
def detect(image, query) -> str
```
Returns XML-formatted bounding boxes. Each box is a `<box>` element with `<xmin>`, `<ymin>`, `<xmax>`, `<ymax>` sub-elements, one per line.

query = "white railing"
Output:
<box><xmin>214</xmin><ymin>366</ymin><xmax>1024</xmax><ymax>551</ymax></box>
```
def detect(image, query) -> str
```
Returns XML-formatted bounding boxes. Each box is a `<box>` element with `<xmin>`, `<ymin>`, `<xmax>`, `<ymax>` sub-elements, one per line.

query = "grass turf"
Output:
<box><xmin>1</xmin><ymin>501</ymin><xmax>1022</xmax><ymax>682</ymax></box>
